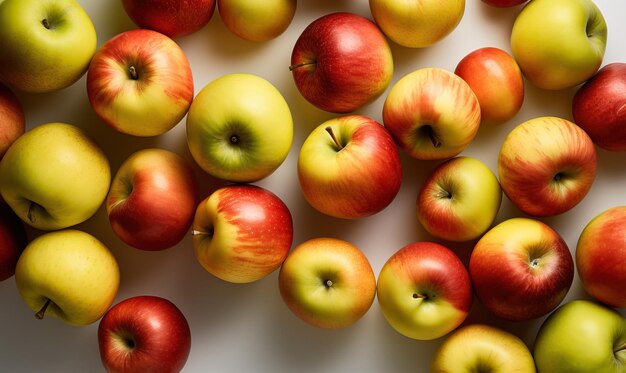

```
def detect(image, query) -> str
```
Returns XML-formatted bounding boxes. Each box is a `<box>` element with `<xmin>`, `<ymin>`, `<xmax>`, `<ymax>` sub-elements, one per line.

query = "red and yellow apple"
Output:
<box><xmin>121</xmin><ymin>0</ymin><xmax>216</xmax><ymax>38</ymax></box>
<box><xmin>0</xmin><ymin>83</ymin><xmax>25</xmax><ymax>158</ymax></box>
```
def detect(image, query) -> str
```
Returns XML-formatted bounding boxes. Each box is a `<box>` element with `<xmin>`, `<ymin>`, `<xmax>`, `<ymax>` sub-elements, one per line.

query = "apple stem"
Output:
<box><xmin>35</xmin><ymin>299</ymin><xmax>51</xmax><ymax>320</ymax></box>
<box><xmin>288</xmin><ymin>61</ymin><xmax>316</xmax><ymax>71</ymax></box>
<box><xmin>412</xmin><ymin>293</ymin><xmax>426</xmax><ymax>299</ymax></box>
<box><xmin>325</xmin><ymin>279</ymin><xmax>333</xmax><ymax>288</ymax></box>
<box><xmin>27</xmin><ymin>202</ymin><xmax>37</xmax><ymax>224</ymax></box>
<box><xmin>325</xmin><ymin>126</ymin><xmax>344</xmax><ymax>151</ymax></box>
<box><xmin>128</xmin><ymin>66</ymin><xmax>139</xmax><ymax>80</ymax></box>
<box><xmin>41</xmin><ymin>18</ymin><xmax>51</xmax><ymax>30</ymax></box>
<box><xmin>427</xmin><ymin>127</ymin><xmax>442</xmax><ymax>148</ymax></box>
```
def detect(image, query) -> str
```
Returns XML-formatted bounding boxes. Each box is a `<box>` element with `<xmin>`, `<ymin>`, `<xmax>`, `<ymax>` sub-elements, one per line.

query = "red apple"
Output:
<box><xmin>98</xmin><ymin>295</ymin><xmax>191</xmax><ymax>373</ymax></box>
<box><xmin>572</xmin><ymin>62</ymin><xmax>626</xmax><ymax>152</ymax></box>
<box><xmin>0</xmin><ymin>202</ymin><xmax>27</xmax><ymax>281</ymax></box>
<box><xmin>289</xmin><ymin>12</ymin><xmax>394</xmax><ymax>113</ymax></box>
<box><xmin>481</xmin><ymin>0</ymin><xmax>528</xmax><ymax>7</ymax></box>
<box><xmin>121</xmin><ymin>0</ymin><xmax>216</xmax><ymax>38</ymax></box>
<box><xmin>107</xmin><ymin>148</ymin><xmax>198</xmax><ymax>251</ymax></box>
<box><xmin>469</xmin><ymin>217</ymin><xmax>574</xmax><ymax>321</ymax></box>
<box><xmin>0</xmin><ymin>82</ymin><xmax>25</xmax><ymax>158</ymax></box>
<box><xmin>455</xmin><ymin>47</ymin><xmax>524</xmax><ymax>125</ymax></box>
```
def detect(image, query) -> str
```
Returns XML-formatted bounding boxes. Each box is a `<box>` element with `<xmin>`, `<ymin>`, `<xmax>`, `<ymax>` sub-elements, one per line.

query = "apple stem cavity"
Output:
<box><xmin>288</xmin><ymin>61</ymin><xmax>316</xmax><ymax>71</ymax></box>
<box><xmin>325</xmin><ymin>126</ymin><xmax>344</xmax><ymax>151</ymax></box>
<box><xmin>128</xmin><ymin>66</ymin><xmax>139</xmax><ymax>80</ymax></box>
<box><xmin>35</xmin><ymin>299</ymin><xmax>52</xmax><ymax>320</ymax></box>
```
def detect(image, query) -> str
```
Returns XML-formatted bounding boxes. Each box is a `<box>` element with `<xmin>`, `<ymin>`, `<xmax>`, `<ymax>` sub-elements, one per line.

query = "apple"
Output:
<box><xmin>368</xmin><ymin>0</ymin><xmax>465</xmax><ymax>48</ymax></box>
<box><xmin>186</xmin><ymin>73</ymin><xmax>292</xmax><ymax>183</ymax></box>
<box><xmin>297</xmin><ymin>115</ymin><xmax>402</xmax><ymax>219</ymax></box>
<box><xmin>289</xmin><ymin>12</ymin><xmax>394</xmax><ymax>113</ymax></box>
<box><xmin>121</xmin><ymin>0</ymin><xmax>216</xmax><ymax>38</ymax></box>
<box><xmin>278</xmin><ymin>237</ymin><xmax>376</xmax><ymax>329</ymax></box>
<box><xmin>14</xmin><ymin>229</ymin><xmax>120</xmax><ymax>326</ymax></box>
<box><xmin>0</xmin><ymin>202</ymin><xmax>27</xmax><ymax>281</ymax></box>
<box><xmin>481</xmin><ymin>0</ymin><xmax>528</xmax><ymax>7</ymax></box>
<box><xmin>417</xmin><ymin>156</ymin><xmax>502</xmax><ymax>242</ymax></box>
<box><xmin>430</xmin><ymin>324</ymin><xmax>536</xmax><ymax>372</ymax></box>
<box><xmin>469</xmin><ymin>217</ymin><xmax>574</xmax><ymax>321</ymax></box>
<box><xmin>192</xmin><ymin>184</ymin><xmax>293</xmax><ymax>284</ymax></box>
<box><xmin>497</xmin><ymin>116</ymin><xmax>597</xmax><ymax>217</ymax></box>
<box><xmin>0</xmin><ymin>82</ymin><xmax>25</xmax><ymax>158</ymax></box>
<box><xmin>0</xmin><ymin>0</ymin><xmax>97</xmax><ymax>93</ymax></box>
<box><xmin>572</xmin><ymin>63</ymin><xmax>626</xmax><ymax>152</ymax></box>
<box><xmin>510</xmin><ymin>0</ymin><xmax>607</xmax><ymax>90</ymax></box>
<box><xmin>377</xmin><ymin>241</ymin><xmax>473</xmax><ymax>340</ymax></box>
<box><xmin>87</xmin><ymin>29</ymin><xmax>194</xmax><ymax>137</ymax></box>
<box><xmin>454</xmin><ymin>47</ymin><xmax>525</xmax><ymax>125</ymax></box>
<box><xmin>534</xmin><ymin>300</ymin><xmax>626</xmax><ymax>373</ymax></box>
<box><xmin>0</xmin><ymin>122</ymin><xmax>111</xmax><ymax>231</ymax></box>
<box><xmin>98</xmin><ymin>295</ymin><xmax>191</xmax><ymax>373</ymax></box>
<box><xmin>576</xmin><ymin>206</ymin><xmax>626</xmax><ymax>308</ymax></box>
<box><xmin>383</xmin><ymin>67</ymin><xmax>481</xmax><ymax>160</ymax></box>
<box><xmin>107</xmin><ymin>148</ymin><xmax>198</xmax><ymax>251</ymax></box>
<box><xmin>218</xmin><ymin>0</ymin><xmax>296</xmax><ymax>42</ymax></box>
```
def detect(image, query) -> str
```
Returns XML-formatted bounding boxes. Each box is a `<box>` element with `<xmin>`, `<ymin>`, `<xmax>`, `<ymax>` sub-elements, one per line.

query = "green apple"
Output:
<box><xmin>186</xmin><ymin>73</ymin><xmax>293</xmax><ymax>183</ymax></box>
<box><xmin>0</xmin><ymin>122</ymin><xmax>111</xmax><ymax>230</ymax></box>
<box><xmin>0</xmin><ymin>0</ymin><xmax>97</xmax><ymax>93</ymax></box>
<box><xmin>218</xmin><ymin>0</ymin><xmax>297</xmax><ymax>42</ymax></box>
<box><xmin>534</xmin><ymin>300</ymin><xmax>626</xmax><ymax>373</ymax></box>
<box><xmin>15</xmin><ymin>229</ymin><xmax>120</xmax><ymax>326</ymax></box>
<box><xmin>510</xmin><ymin>0</ymin><xmax>607</xmax><ymax>90</ymax></box>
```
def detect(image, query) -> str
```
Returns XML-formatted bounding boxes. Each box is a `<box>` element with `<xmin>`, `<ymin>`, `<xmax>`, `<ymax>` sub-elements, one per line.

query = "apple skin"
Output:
<box><xmin>14</xmin><ymin>229</ymin><xmax>120</xmax><ymax>326</ymax></box>
<box><xmin>87</xmin><ymin>29</ymin><xmax>194</xmax><ymax>137</ymax></box>
<box><xmin>278</xmin><ymin>237</ymin><xmax>376</xmax><ymax>329</ymax></box>
<box><xmin>469</xmin><ymin>217</ymin><xmax>574</xmax><ymax>321</ymax></box>
<box><xmin>290</xmin><ymin>12</ymin><xmax>394</xmax><ymax>113</ymax></box>
<box><xmin>481</xmin><ymin>0</ymin><xmax>528</xmax><ymax>7</ymax></box>
<box><xmin>368</xmin><ymin>0</ymin><xmax>465</xmax><ymax>48</ymax></box>
<box><xmin>0</xmin><ymin>83</ymin><xmax>25</xmax><ymax>158</ymax></box>
<box><xmin>0</xmin><ymin>122</ymin><xmax>111</xmax><ymax>231</ymax></box>
<box><xmin>533</xmin><ymin>300</ymin><xmax>626</xmax><ymax>373</ymax></box>
<box><xmin>383</xmin><ymin>67</ymin><xmax>481</xmax><ymax>160</ymax></box>
<box><xmin>121</xmin><ymin>0</ymin><xmax>216</xmax><ymax>38</ymax></box>
<box><xmin>297</xmin><ymin>115</ymin><xmax>402</xmax><ymax>219</ymax></box>
<box><xmin>498</xmin><ymin>116</ymin><xmax>597</xmax><ymax>217</ymax></box>
<box><xmin>377</xmin><ymin>242</ymin><xmax>473</xmax><ymax>341</ymax></box>
<box><xmin>0</xmin><ymin>202</ymin><xmax>27</xmax><ymax>281</ymax></box>
<box><xmin>417</xmin><ymin>156</ymin><xmax>502</xmax><ymax>242</ymax></box>
<box><xmin>0</xmin><ymin>0</ymin><xmax>97</xmax><ymax>93</ymax></box>
<box><xmin>576</xmin><ymin>206</ymin><xmax>626</xmax><ymax>308</ymax></box>
<box><xmin>510</xmin><ymin>0</ymin><xmax>607</xmax><ymax>90</ymax></box>
<box><xmin>107</xmin><ymin>148</ymin><xmax>198</xmax><ymax>251</ymax></box>
<box><xmin>98</xmin><ymin>295</ymin><xmax>192</xmax><ymax>373</ymax></box>
<box><xmin>430</xmin><ymin>324</ymin><xmax>536</xmax><ymax>373</ymax></box>
<box><xmin>192</xmin><ymin>184</ymin><xmax>293</xmax><ymax>284</ymax></box>
<box><xmin>186</xmin><ymin>73</ymin><xmax>293</xmax><ymax>183</ymax></box>
<box><xmin>572</xmin><ymin>63</ymin><xmax>626</xmax><ymax>152</ymax></box>
<box><xmin>454</xmin><ymin>47</ymin><xmax>524</xmax><ymax>125</ymax></box>
<box><xmin>218</xmin><ymin>0</ymin><xmax>296</xmax><ymax>42</ymax></box>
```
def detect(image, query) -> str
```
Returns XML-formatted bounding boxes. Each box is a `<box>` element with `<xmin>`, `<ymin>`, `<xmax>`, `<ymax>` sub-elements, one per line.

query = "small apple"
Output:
<box><xmin>497</xmin><ymin>116</ymin><xmax>597</xmax><ymax>217</ymax></box>
<box><xmin>278</xmin><ymin>237</ymin><xmax>376</xmax><ymax>329</ymax></box>
<box><xmin>0</xmin><ymin>202</ymin><xmax>27</xmax><ymax>281</ymax></box>
<box><xmin>377</xmin><ymin>241</ymin><xmax>473</xmax><ymax>340</ymax></box>
<box><xmin>218</xmin><ymin>0</ymin><xmax>296</xmax><ymax>42</ymax></box>
<box><xmin>87</xmin><ymin>29</ymin><xmax>194</xmax><ymax>137</ymax></box>
<box><xmin>469</xmin><ymin>217</ymin><xmax>574</xmax><ymax>321</ymax></box>
<box><xmin>98</xmin><ymin>295</ymin><xmax>191</xmax><ymax>373</ymax></box>
<box><xmin>417</xmin><ymin>156</ymin><xmax>502</xmax><ymax>242</ymax></box>
<box><xmin>107</xmin><ymin>148</ymin><xmax>198</xmax><ymax>251</ymax></box>
<box><xmin>290</xmin><ymin>12</ymin><xmax>394</xmax><ymax>113</ymax></box>
<box><xmin>121</xmin><ymin>0</ymin><xmax>216</xmax><ymax>38</ymax></box>
<box><xmin>510</xmin><ymin>0</ymin><xmax>607</xmax><ymax>90</ymax></box>
<box><xmin>14</xmin><ymin>229</ymin><xmax>120</xmax><ymax>326</ymax></box>
<box><xmin>0</xmin><ymin>82</ymin><xmax>25</xmax><ymax>158</ymax></box>
<box><xmin>383</xmin><ymin>67</ymin><xmax>481</xmax><ymax>160</ymax></box>
<box><xmin>533</xmin><ymin>300</ymin><xmax>626</xmax><ymax>373</ymax></box>
<box><xmin>572</xmin><ymin>63</ymin><xmax>626</xmax><ymax>152</ymax></box>
<box><xmin>192</xmin><ymin>184</ymin><xmax>293</xmax><ymax>284</ymax></box>
<box><xmin>481</xmin><ymin>0</ymin><xmax>528</xmax><ymax>7</ymax></box>
<box><xmin>297</xmin><ymin>115</ymin><xmax>402</xmax><ymax>219</ymax></box>
<box><xmin>186</xmin><ymin>73</ymin><xmax>293</xmax><ymax>183</ymax></box>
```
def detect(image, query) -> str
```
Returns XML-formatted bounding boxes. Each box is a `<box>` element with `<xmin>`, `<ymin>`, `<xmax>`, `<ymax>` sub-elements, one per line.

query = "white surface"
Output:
<box><xmin>1</xmin><ymin>0</ymin><xmax>626</xmax><ymax>372</ymax></box>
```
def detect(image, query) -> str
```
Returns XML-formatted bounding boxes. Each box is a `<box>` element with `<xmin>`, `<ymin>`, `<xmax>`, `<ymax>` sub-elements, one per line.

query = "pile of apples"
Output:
<box><xmin>0</xmin><ymin>0</ymin><xmax>625</xmax><ymax>372</ymax></box>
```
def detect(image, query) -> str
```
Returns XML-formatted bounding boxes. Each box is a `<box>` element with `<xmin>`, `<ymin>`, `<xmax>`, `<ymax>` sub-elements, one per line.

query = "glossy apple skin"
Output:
<box><xmin>297</xmin><ymin>115</ymin><xmax>402</xmax><ymax>219</ymax></box>
<box><xmin>576</xmin><ymin>206</ymin><xmax>626</xmax><ymax>308</ymax></box>
<box><xmin>455</xmin><ymin>47</ymin><xmax>524</xmax><ymax>125</ymax></box>
<box><xmin>290</xmin><ymin>12</ymin><xmax>394</xmax><ymax>113</ymax></box>
<box><xmin>417</xmin><ymin>156</ymin><xmax>502</xmax><ymax>242</ymax></box>
<box><xmin>0</xmin><ymin>83</ymin><xmax>25</xmax><ymax>158</ymax></box>
<box><xmin>498</xmin><ymin>116</ymin><xmax>597</xmax><ymax>217</ymax></box>
<box><xmin>192</xmin><ymin>185</ymin><xmax>293</xmax><ymax>283</ymax></box>
<box><xmin>218</xmin><ymin>0</ymin><xmax>296</xmax><ymax>42</ymax></box>
<box><xmin>278</xmin><ymin>237</ymin><xmax>376</xmax><ymax>329</ymax></box>
<box><xmin>98</xmin><ymin>296</ymin><xmax>191</xmax><ymax>373</ymax></box>
<box><xmin>383</xmin><ymin>67</ymin><xmax>481</xmax><ymax>160</ymax></box>
<box><xmin>0</xmin><ymin>203</ymin><xmax>27</xmax><ymax>281</ymax></box>
<box><xmin>121</xmin><ymin>0</ymin><xmax>216</xmax><ymax>38</ymax></box>
<box><xmin>107</xmin><ymin>148</ymin><xmax>198</xmax><ymax>251</ymax></box>
<box><xmin>87</xmin><ymin>29</ymin><xmax>194</xmax><ymax>137</ymax></box>
<box><xmin>481</xmin><ymin>0</ymin><xmax>528</xmax><ymax>7</ymax></box>
<box><xmin>469</xmin><ymin>218</ymin><xmax>574</xmax><ymax>321</ymax></box>
<box><xmin>377</xmin><ymin>242</ymin><xmax>473</xmax><ymax>340</ymax></box>
<box><xmin>572</xmin><ymin>63</ymin><xmax>626</xmax><ymax>151</ymax></box>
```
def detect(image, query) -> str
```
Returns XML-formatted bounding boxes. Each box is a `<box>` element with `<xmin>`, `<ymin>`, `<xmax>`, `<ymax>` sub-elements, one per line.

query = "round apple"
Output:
<box><xmin>218</xmin><ymin>0</ymin><xmax>296</xmax><ymax>42</ymax></box>
<box><xmin>0</xmin><ymin>83</ymin><xmax>25</xmax><ymax>159</ymax></box>
<box><xmin>0</xmin><ymin>202</ymin><xmax>27</xmax><ymax>281</ymax></box>
<box><xmin>121</xmin><ymin>0</ymin><xmax>216</xmax><ymax>38</ymax></box>
<box><xmin>481</xmin><ymin>0</ymin><xmax>528</xmax><ymax>7</ymax></box>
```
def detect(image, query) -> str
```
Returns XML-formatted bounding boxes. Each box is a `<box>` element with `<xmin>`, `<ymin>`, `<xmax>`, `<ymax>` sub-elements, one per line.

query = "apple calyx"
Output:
<box><xmin>289</xmin><ymin>61</ymin><xmax>316</xmax><ymax>71</ymax></box>
<box><xmin>325</xmin><ymin>126</ymin><xmax>344</xmax><ymax>151</ymax></box>
<box><xmin>35</xmin><ymin>299</ymin><xmax>52</xmax><ymax>320</ymax></box>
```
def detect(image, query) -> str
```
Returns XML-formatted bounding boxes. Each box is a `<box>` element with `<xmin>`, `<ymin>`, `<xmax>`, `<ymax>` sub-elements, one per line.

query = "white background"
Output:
<box><xmin>1</xmin><ymin>0</ymin><xmax>625</xmax><ymax>372</ymax></box>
